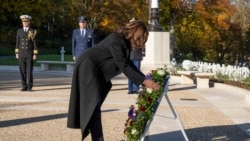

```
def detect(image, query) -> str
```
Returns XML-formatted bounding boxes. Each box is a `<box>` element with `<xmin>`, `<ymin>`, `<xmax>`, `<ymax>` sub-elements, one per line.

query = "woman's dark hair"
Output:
<box><xmin>117</xmin><ymin>20</ymin><xmax>148</xmax><ymax>49</ymax></box>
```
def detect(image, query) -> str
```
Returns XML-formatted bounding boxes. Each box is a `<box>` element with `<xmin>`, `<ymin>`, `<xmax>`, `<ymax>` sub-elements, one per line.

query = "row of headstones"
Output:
<box><xmin>182</xmin><ymin>60</ymin><xmax>250</xmax><ymax>81</ymax></box>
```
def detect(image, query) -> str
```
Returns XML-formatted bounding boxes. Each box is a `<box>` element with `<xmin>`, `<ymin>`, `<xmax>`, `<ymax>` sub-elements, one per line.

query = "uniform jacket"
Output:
<box><xmin>67</xmin><ymin>33</ymin><xmax>145</xmax><ymax>133</ymax></box>
<box><xmin>15</xmin><ymin>28</ymin><xmax>38</xmax><ymax>58</ymax></box>
<box><xmin>72</xmin><ymin>28</ymin><xmax>95</xmax><ymax>59</ymax></box>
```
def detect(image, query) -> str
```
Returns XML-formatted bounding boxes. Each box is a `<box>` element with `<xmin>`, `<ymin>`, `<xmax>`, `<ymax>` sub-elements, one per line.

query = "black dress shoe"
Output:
<box><xmin>27</xmin><ymin>88</ymin><xmax>32</xmax><ymax>91</ymax></box>
<box><xmin>128</xmin><ymin>91</ymin><xmax>133</xmax><ymax>94</ymax></box>
<box><xmin>133</xmin><ymin>91</ymin><xmax>139</xmax><ymax>94</ymax></box>
<box><xmin>21</xmin><ymin>88</ymin><xmax>27</xmax><ymax>91</ymax></box>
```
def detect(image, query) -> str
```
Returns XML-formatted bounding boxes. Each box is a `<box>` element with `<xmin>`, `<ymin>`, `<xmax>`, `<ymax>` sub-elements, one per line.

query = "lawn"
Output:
<box><xmin>0</xmin><ymin>54</ymin><xmax>73</xmax><ymax>66</ymax></box>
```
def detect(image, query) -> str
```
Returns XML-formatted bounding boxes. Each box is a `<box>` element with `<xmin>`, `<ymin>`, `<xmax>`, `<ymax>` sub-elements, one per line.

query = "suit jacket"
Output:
<box><xmin>67</xmin><ymin>33</ymin><xmax>145</xmax><ymax>133</ymax></box>
<box><xmin>72</xmin><ymin>28</ymin><xmax>95</xmax><ymax>59</ymax></box>
<box><xmin>15</xmin><ymin>28</ymin><xmax>38</xmax><ymax>58</ymax></box>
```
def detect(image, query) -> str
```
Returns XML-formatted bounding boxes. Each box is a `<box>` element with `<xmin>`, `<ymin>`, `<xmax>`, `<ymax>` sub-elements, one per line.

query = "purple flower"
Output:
<box><xmin>145</xmin><ymin>73</ymin><xmax>152</xmax><ymax>80</ymax></box>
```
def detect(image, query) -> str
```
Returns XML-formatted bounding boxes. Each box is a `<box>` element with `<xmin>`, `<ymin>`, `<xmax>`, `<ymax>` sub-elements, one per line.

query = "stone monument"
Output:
<box><xmin>142</xmin><ymin>0</ymin><xmax>170</xmax><ymax>73</ymax></box>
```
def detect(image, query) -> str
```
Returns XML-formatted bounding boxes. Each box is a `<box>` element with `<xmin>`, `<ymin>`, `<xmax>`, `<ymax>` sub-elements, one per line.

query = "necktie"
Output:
<box><xmin>81</xmin><ymin>30</ymin><xmax>83</xmax><ymax>37</ymax></box>
<box><xmin>24</xmin><ymin>28</ymin><xmax>26</xmax><ymax>32</ymax></box>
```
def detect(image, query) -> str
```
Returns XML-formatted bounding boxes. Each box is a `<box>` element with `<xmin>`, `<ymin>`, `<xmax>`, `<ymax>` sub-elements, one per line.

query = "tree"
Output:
<box><xmin>0</xmin><ymin>0</ymin><xmax>149</xmax><ymax>55</ymax></box>
<box><xmin>231</xmin><ymin>0</ymin><xmax>250</xmax><ymax>64</ymax></box>
<box><xmin>245</xmin><ymin>29</ymin><xmax>250</xmax><ymax>60</ymax></box>
<box><xmin>170</xmin><ymin>0</ymin><xmax>240</xmax><ymax>64</ymax></box>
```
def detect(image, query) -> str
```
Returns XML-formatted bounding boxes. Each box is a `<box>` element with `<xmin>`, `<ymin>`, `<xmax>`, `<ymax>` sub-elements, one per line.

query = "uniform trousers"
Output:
<box><xmin>18</xmin><ymin>57</ymin><xmax>33</xmax><ymax>89</ymax></box>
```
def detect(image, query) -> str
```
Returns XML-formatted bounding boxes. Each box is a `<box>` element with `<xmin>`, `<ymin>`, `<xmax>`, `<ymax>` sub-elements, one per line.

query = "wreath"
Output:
<box><xmin>124</xmin><ymin>66</ymin><xmax>170</xmax><ymax>141</ymax></box>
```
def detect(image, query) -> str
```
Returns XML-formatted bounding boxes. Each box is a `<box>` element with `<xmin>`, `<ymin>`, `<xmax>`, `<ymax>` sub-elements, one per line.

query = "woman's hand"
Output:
<box><xmin>143</xmin><ymin>79</ymin><xmax>160</xmax><ymax>90</ymax></box>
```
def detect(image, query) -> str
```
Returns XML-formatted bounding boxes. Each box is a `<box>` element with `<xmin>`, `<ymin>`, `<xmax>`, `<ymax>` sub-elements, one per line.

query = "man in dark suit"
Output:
<box><xmin>72</xmin><ymin>16</ymin><xmax>95</xmax><ymax>61</ymax></box>
<box><xmin>15</xmin><ymin>15</ymin><xmax>38</xmax><ymax>91</ymax></box>
<box><xmin>128</xmin><ymin>48</ymin><xmax>145</xmax><ymax>94</ymax></box>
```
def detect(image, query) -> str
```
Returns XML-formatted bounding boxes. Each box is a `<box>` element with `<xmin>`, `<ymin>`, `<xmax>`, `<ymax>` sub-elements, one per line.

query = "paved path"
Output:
<box><xmin>0</xmin><ymin>66</ymin><xmax>250</xmax><ymax>141</ymax></box>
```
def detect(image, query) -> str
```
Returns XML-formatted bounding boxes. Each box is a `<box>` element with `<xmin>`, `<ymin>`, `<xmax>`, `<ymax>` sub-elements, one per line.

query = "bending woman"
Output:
<box><xmin>67</xmin><ymin>20</ymin><xmax>160</xmax><ymax>141</ymax></box>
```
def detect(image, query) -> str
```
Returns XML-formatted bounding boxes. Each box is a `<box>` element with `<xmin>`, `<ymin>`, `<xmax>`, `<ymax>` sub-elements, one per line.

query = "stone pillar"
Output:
<box><xmin>141</xmin><ymin>31</ymin><xmax>170</xmax><ymax>73</ymax></box>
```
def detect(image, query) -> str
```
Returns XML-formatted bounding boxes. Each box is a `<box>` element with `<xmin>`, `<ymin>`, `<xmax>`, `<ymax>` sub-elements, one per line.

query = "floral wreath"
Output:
<box><xmin>124</xmin><ymin>66</ymin><xmax>170</xmax><ymax>141</ymax></box>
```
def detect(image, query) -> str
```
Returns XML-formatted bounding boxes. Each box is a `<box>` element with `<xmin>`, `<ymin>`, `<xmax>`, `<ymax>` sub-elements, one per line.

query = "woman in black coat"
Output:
<box><xmin>67</xmin><ymin>20</ymin><xmax>160</xmax><ymax>141</ymax></box>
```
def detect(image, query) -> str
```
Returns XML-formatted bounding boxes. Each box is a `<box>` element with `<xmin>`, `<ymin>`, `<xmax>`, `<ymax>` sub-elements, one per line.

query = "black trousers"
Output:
<box><xmin>82</xmin><ymin>80</ymin><xmax>111</xmax><ymax>141</ymax></box>
<box><xmin>18</xmin><ymin>57</ymin><xmax>33</xmax><ymax>89</ymax></box>
<box><xmin>82</xmin><ymin>104</ymin><xmax>103</xmax><ymax>141</ymax></box>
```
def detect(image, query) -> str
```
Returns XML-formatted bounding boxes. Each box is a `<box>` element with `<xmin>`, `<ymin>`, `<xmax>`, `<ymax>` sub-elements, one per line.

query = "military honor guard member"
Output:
<box><xmin>72</xmin><ymin>16</ymin><xmax>95</xmax><ymax>61</ymax></box>
<box><xmin>15</xmin><ymin>15</ymin><xmax>38</xmax><ymax>91</ymax></box>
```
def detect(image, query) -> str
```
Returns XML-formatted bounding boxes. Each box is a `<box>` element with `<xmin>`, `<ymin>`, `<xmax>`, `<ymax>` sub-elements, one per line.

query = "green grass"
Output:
<box><xmin>0</xmin><ymin>54</ymin><xmax>73</xmax><ymax>66</ymax></box>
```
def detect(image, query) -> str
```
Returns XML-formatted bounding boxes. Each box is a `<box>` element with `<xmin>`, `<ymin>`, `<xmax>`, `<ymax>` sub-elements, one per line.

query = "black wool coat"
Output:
<box><xmin>67</xmin><ymin>33</ymin><xmax>145</xmax><ymax>133</ymax></box>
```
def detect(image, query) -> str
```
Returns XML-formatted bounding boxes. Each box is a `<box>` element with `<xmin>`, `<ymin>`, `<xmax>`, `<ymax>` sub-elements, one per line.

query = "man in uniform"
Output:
<box><xmin>72</xmin><ymin>16</ymin><xmax>95</xmax><ymax>61</ymax></box>
<box><xmin>15</xmin><ymin>15</ymin><xmax>38</xmax><ymax>91</ymax></box>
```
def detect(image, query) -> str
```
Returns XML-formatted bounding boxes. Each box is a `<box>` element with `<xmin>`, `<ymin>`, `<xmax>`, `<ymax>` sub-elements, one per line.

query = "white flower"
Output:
<box><xmin>147</xmin><ymin>88</ymin><xmax>153</xmax><ymax>93</ymax></box>
<box><xmin>131</xmin><ymin>129</ymin><xmax>137</xmax><ymax>135</ymax></box>
<box><xmin>157</xmin><ymin>69</ymin><xmax>165</xmax><ymax>76</ymax></box>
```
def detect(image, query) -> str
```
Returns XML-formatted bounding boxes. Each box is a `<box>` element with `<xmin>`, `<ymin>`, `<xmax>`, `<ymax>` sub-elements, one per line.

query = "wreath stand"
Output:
<box><xmin>139</xmin><ymin>79</ymin><xmax>189</xmax><ymax>141</ymax></box>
